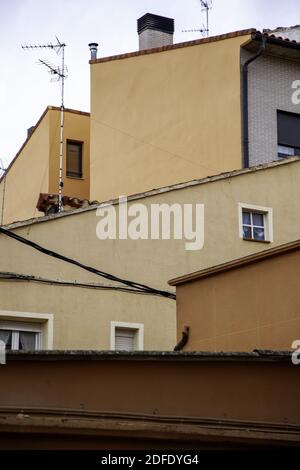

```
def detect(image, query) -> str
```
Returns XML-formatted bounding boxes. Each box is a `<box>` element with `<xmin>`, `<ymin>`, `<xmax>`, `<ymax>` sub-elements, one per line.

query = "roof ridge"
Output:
<box><xmin>4</xmin><ymin>157</ymin><xmax>300</xmax><ymax>230</ymax></box>
<box><xmin>90</xmin><ymin>28</ymin><xmax>256</xmax><ymax>65</ymax></box>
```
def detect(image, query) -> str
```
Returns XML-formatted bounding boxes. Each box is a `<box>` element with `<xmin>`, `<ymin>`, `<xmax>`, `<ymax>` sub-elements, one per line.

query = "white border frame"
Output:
<box><xmin>0</xmin><ymin>311</ymin><xmax>54</xmax><ymax>349</ymax></box>
<box><xmin>238</xmin><ymin>203</ymin><xmax>274</xmax><ymax>243</ymax></box>
<box><xmin>110</xmin><ymin>321</ymin><xmax>144</xmax><ymax>351</ymax></box>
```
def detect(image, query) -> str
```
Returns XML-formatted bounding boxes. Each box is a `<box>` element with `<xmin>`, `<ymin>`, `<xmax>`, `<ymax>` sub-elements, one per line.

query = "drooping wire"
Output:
<box><xmin>0</xmin><ymin>227</ymin><xmax>175</xmax><ymax>300</ymax></box>
<box><xmin>0</xmin><ymin>272</ymin><xmax>161</xmax><ymax>296</ymax></box>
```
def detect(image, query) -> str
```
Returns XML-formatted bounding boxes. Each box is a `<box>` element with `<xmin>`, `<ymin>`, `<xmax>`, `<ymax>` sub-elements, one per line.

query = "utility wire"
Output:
<box><xmin>0</xmin><ymin>227</ymin><xmax>175</xmax><ymax>300</ymax></box>
<box><xmin>0</xmin><ymin>272</ymin><xmax>160</xmax><ymax>296</ymax></box>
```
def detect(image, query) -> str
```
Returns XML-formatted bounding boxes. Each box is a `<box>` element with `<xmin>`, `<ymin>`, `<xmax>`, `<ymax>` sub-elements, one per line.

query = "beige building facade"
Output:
<box><xmin>89</xmin><ymin>27</ymin><xmax>300</xmax><ymax>202</ymax></box>
<box><xmin>0</xmin><ymin>158</ymin><xmax>299</xmax><ymax>350</ymax></box>
<box><xmin>0</xmin><ymin>107</ymin><xmax>90</xmax><ymax>225</ymax></box>
<box><xmin>170</xmin><ymin>240</ymin><xmax>300</xmax><ymax>352</ymax></box>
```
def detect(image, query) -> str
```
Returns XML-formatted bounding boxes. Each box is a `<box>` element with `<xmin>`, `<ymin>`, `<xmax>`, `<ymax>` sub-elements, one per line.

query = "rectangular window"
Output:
<box><xmin>110</xmin><ymin>322</ymin><xmax>144</xmax><ymax>351</ymax></box>
<box><xmin>277</xmin><ymin>111</ymin><xmax>300</xmax><ymax>159</ymax></box>
<box><xmin>115</xmin><ymin>328</ymin><xmax>136</xmax><ymax>351</ymax></box>
<box><xmin>238</xmin><ymin>203</ymin><xmax>273</xmax><ymax>243</ymax></box>
<box><xmin>0</xmin><ymin>321</ymin><xmax>41</xmax><ymax>351</ymax></box>
<box><xmin>66</xmin><ymin>141</ymin><xmax>83</xmax><ymax>178</ymax></box>
<box><xmin>242</xmin><ymin>210</ymin><xmax>265</xmax><ymax>241</ymax></box>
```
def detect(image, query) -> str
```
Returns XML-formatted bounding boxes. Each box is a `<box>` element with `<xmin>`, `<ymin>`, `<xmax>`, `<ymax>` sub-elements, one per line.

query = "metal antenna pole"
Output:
<box><xmin>182</xmin><ymin>1</ymin><xmax>212</xmax><ymax>38</ymax></box>
<box><xmin>22</xmin><ymin>38</ymin><xmax>67</xmax><ymax>212</ymax></box>
<box><xmin>0</xmin><ymin>162</ymin><xmax>7</xmax><ymax>226</ymax></box>
<box><xmin>58</xmin><ymin>43</ymin><xmax>65</xmax><ymax>212</ymax></box>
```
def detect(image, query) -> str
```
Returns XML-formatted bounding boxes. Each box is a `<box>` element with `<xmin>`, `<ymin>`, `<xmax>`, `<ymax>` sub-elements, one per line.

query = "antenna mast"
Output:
<box><xmin>22</xmin><ymin>38</ymin><xmax>67</xmax><ymax>212</ymax></box>
<box><xmin>0</xmin><ymin>160</ymin><xmax>7</xmax><ymax>226</ymax></box>
<box><xmin>183</xmin><ymin>0</ymin><xmax>212</xmax><ymax>37</ymax></box>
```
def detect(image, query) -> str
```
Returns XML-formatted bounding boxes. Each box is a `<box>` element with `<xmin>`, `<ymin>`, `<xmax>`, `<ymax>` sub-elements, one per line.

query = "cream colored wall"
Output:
<box><xmin>0</xmin><ymin>159</ymin><xmax>299</xmax><ymax>350</ymax></box>
<box><xmin>0</xmin><ymin>113</ymin><xmax>50</xmax><ymax>225</ymax></box>
<box><xmin>0</xmin><ymin>108</ymin><xmax>91</xmax><ymax>226</ymax></box>
<box><xmin>90</xmin><ymin>35</ymin><xmax>249</xmax><ymax>202</ymax></box>
<box><xmin>48</xmin><ymin>109</ymin><xmax>90</xmax><ymax>200</ymax></box>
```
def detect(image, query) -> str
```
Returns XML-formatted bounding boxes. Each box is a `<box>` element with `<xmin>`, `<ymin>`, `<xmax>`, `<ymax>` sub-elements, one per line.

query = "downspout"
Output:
<box><xmin>242</xmin><ymin>34</ymin><xmax>267</xmax><ymax>168</ymax></box>
<box><xmin>174</xmin><ymin>326</ymin><xmax>190</xmax><ymax>351</ymax></box>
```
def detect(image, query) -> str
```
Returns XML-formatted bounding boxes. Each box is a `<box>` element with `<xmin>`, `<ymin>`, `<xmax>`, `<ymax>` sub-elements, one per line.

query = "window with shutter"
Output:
<box><xmin>111</xmin><ymin>322</ymin><xmax>144</xmax><ymax>351</ymax></box>
<box><xmin>115</xmin><ymin>328</ymin><xmax>136</xmax><ymax>351</ymax></box>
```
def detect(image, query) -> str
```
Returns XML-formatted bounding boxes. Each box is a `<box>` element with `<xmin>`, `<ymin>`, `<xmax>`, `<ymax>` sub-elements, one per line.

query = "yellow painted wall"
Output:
<box><xmin>0</xmin><ymin>159</ymin><xmax>299</xmax><ymax>350</ymax></box>
<box><xmin>0</xmin><ymin>112</ymin><xmax>50</xmax><ymax>225</ymax></box>
<box><xmin>48</xmin><ymin>108</ymin><xmax>90</xmax><ymax>200</ymax></box>
<box><xmin>90</xmin><ymin>35</ymin><xmax>249</xmax><ymax>202</ymax></box>
<box><xmin>0</xmin><ymin>108</ymin><xmax>91</xmax><ymax>226</ymax></box>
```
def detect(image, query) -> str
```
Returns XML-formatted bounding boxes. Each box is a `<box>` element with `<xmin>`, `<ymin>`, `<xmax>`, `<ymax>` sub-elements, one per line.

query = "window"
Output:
<box><xmin>277</xmin><ymin>111</ymin><xmax>300</xmax><ymax>159</ymax></box>
<box><xmin>238</xmin><ymin>204</ymin><xmax>273</xmax><ymax>243</ymax></box>
<box><xmin>66</xmin><ymin>140</ymin><xmax>83</xmax><ymax>178</ymax></box>
<box><xmin>242</xmin><ymin>211</ymin><xmax>265</xmax><ymax>241</ymax></box>
<box><xmin>0</xmin><ymin>311</ymin><xmax>53</xmax><ymax>350</ymax></box>
<box><xmin>0</xmin><ymin>321</ymin><xmax>41</xmax><ymax>351</ymax></box>
<box><xmin>110</xmin><ymin>322</ymin><xmax>144</xmax><ymax>351</ymax></box>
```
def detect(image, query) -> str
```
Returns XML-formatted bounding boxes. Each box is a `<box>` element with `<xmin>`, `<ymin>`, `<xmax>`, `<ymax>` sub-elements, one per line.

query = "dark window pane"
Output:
<box><xmin>252</xmin><ymin>213</ymin><xmax>264</xmax><ymax>227</ymax></box>
<box><xmin>242</xmin><ymin>211</ymin><xmax>251</xmax><ymax>225</ymax></box>
<box><xmin>67</xmin><ymin>142</ymin><xmax>83</xmax><ymax>178</ymax></box>
<box><xmin>253</xmin><ymin>227</ymin><xmax>265</xmax><ymax>241</ymax></box>
<box><xmin>243</xmin><ymin>226</ymin><xmax>252</xmax><ymax>239</ymax></box>
<box><xmin>277</xmin><ymin>111</ymin><xmax>300</xmax><ymax>148</ymax></box>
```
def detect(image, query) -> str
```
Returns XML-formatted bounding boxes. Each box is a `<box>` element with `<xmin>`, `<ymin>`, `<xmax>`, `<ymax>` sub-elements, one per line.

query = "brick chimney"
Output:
<box><xmin>137</xmin><ymin>13</ymin><xmax>174</xmax><ymax>51</ymax></box>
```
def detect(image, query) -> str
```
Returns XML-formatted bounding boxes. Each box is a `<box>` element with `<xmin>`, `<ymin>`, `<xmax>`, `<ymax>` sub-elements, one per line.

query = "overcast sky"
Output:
<box><xmin>0</xmin><ymin>0</ymin><xmax>299</xmax><ymax>168</ymax></box>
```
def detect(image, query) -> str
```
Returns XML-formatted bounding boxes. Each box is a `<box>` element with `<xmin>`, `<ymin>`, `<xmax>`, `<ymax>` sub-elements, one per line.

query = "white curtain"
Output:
<box><xmin>19</xmin><ymin>332</ymin><xmax>36</xmax><ymax>350</ymax></box>
<box><xmin>0</xmin><ymin>330</ymin><xmax>11</xmax><ymax>349</ymax></box>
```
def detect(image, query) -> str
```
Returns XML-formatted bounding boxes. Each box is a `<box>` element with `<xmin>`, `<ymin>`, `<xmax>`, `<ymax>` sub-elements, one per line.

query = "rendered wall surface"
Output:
<box><xmin>0</xmin><ymin>160</ymin><xmax>298</xmax><ymax>350</ymax></box>
<box><xmin>176</xmin><ymin>249</ymin><xmax>300</xmax><ymax>351</ymax></box>
<box><xmin>90</xmin><ymin>35</ymin><xmax>249</xmax><ymax>201</ymax></box>
<box><xmin>0</xmin><ymin>112</ymin><xmax>50</xmax><ymax>225</ymax></box>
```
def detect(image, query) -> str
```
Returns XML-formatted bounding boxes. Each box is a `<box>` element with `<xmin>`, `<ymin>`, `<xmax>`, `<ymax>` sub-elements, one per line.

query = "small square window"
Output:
<box><xmin>110</xmin><ymin>322</ymin><xmax>144</xmax><ymax>351</ymax></box>
<box><xmin>239</xmin><ymin>204</ymin><xmax>273</xmax><ymax>243</ymax></box>
<box><xmin>242</xmin><ymin>210</ymin><xmax>266</xmax><ymax>241</ymax></box>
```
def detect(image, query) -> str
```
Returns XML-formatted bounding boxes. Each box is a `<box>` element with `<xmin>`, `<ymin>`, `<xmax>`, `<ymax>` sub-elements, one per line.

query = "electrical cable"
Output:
<box><xmin>0</xmin><ymin>272</ymin><xmax>160</xmax><ymax>296</ymax></box>
<box><xmin>0</xmin><ymin>227</ymin><xmax>175</xmax><ymax>300</ymax></box>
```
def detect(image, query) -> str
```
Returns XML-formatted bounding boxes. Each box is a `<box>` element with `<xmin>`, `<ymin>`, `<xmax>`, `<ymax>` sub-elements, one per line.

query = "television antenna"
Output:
<box><xmin>183</xmin><ymin>0</ymin><xmax>212</xmax><ymax>38</ymax></box>
<box><xmin>22</xmin><ymin>37</ymin><xmax>67</xmax><ymax>212</ymax></box>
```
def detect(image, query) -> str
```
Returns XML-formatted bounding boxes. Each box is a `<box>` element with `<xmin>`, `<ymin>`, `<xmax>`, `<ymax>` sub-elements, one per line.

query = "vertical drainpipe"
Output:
<box><xmin>242</xmin><ymin>34</ymin><xmax>267</xmax><ymax>168</ymax></box>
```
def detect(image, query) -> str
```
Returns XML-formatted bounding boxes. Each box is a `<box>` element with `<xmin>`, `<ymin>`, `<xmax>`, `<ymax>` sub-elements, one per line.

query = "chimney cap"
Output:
<box><xmin>88</xmin><ymin>42</ymin><xmax>99</xmax><ymax>47</ymax></box>
<box><xmin>137</xmin><ymin>13</ymin><xmax>174</xmax><ymax>35</ymax></box>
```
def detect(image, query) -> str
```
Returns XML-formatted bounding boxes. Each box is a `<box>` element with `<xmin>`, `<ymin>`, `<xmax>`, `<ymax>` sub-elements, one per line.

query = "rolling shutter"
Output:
<box><xmin>115</xmin><ymin>328</ymin><xmax>136</xmax><ymax>351</ymax></box>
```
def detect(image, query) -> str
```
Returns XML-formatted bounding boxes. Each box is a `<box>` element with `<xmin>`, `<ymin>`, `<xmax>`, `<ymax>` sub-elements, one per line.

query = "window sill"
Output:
<box><xmin>66</xmin><ymin>175</ymin><xmax>85</xmax><ymax>181</ymax></box>
<box><xmin>242</xmin><ymin>237</ymin><xmax>271</xmax><ymax>244</ymax></box>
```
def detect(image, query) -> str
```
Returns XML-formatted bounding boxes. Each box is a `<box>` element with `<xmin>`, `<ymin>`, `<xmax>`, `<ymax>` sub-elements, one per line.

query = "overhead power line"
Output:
<box><xmin>0</xmin><ymin>272</ymin><xmax>159</xmax><ymax>296</ymax></box>
<box><xmin>0</xmin><ymin>227</ymin><xmax>175</xmax><ymax>300</ymax></box>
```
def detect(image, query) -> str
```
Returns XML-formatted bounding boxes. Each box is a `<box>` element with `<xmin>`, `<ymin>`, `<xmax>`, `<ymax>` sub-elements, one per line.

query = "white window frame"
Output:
<box><xmin>0</xmin><ymin>311</ymin><xmax>54</xmax><ymax>349</ymax></box>
<box><xmin>110</xmin><ymin>321</ymin><xmax>144</xmax><ymax>351</ymax></box>
<box><xmin>238</xmin><ymin>203</ymin><xmax>273</xmax><ymax>243</ymax></box>
<box><xmin>0</xmin><ymin>321</ymin><xmax>41</xmax><ymax>350</ymax></box>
